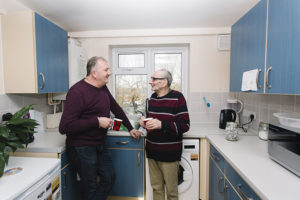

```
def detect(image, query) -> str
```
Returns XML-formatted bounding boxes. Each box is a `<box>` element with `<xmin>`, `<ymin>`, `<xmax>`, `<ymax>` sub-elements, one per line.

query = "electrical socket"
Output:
<box><xmin>242</xmin><ymin>110</ymin><xmax>256</xmax><ymax>121</ymax></box>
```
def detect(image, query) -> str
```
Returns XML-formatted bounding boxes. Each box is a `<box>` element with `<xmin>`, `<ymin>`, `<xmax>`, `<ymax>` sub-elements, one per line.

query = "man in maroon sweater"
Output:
<box><xmin>139</xmin><ymin>69</ymin><xmax>190</xmax><ymax>200</ymax></box>
<box><xmin>59</xmin><ymin>56</ymin><xmax>141</xmax><ymax>200</ymax></box>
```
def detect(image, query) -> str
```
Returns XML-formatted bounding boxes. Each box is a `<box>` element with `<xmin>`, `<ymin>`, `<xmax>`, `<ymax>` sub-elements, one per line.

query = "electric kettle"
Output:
<box><xmin>219</xmin><ymin>109</ymin><xmax>236</xmax><ymax>129</ymax></box>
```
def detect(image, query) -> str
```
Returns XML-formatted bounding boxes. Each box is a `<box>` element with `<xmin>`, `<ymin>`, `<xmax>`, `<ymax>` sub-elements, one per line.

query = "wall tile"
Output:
<box><xmin>280</xmin><ymin>95</ymin><xmax>295</xmax><ymax>112</ymax></box>
<box><xmin>295</xmin><ymin>96</ymin><xmax>300</xmax><ymax>113</ymax></box>
<box><xmin>267</xmin><ymin>94</ymin><xmax>281</xmax><ymax>110</ymax></box>
<box><xmin>0</xmin><ymin>93</ymin><xmax>52</xmax><ymax>125</ymax></box>
<box><xmin>0</xmin><ymin>95</ymin><xmax>9</xmax><ymax>111</ymax></box>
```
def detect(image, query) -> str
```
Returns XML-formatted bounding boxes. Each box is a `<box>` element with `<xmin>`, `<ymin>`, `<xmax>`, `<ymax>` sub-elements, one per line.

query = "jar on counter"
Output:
<box><xmin>258</xmin><ymin>122</ymin><xmax>269</xmax><ymax>140</ymax></box>
<box><xmin>225</xmin><ymin>122</ymin><xmax>239</xmax><ymax>141</ymax></box>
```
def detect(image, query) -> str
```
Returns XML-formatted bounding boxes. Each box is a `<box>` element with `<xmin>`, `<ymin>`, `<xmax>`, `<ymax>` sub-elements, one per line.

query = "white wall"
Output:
<box><xmin>0</xmin><ymin>16</ymin><xmax>4</xmax><ymax>94</ymax></box>
<box><xmin>77</xmin><ymin>34</ymin><xmax>230</xmax><ymax>93</ymax></box>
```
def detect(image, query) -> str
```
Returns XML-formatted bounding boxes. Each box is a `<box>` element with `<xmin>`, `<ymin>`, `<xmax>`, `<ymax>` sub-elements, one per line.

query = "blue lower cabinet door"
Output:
<box><xmin>108</xmin><ymin>148</ymin><xmax>143</xmax><ymax>197</ymax></box>
<box><xmin>225</xmin><ymin>179</ymin><xmax>241</xmax><ymax>200</ymax></box>
<box><xmin>61</xmin><ymin>163</ymin><xmax>82</xmax><ymax>200</ymax></box>
<box><xmin>209</xmin><ymin>157</ymin><xmax>225</xmax><ymax>200</ymax></box>
<box><xmin>225</xmin><ymin>163</ymin><xmax>261</xmax><ymax>200</ymax></box>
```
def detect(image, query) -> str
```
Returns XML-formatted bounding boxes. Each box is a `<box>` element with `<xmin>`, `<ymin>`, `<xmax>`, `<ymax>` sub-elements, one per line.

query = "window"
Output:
<box><xmin>112</xmin><ymin>46</ymin><xmax>188</xmax><ymax>115</ymax></box>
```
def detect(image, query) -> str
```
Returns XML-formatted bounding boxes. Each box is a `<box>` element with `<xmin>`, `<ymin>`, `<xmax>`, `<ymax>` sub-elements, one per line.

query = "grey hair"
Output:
<box><xmin>160</xmin><ymin>69</ymin><xmax>173</xmax><ymax>87</ymax></box>
<box><xmin>86</xmin><ymin>56</ymin><xmax>107</xmax><ymax>76</ymax></box>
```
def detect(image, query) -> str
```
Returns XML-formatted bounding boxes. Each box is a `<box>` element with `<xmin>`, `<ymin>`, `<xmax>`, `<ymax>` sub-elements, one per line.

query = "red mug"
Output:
<box><xmin>112</xmin><ymin>118</ymin><xmax>123</xmax><ymax>131</ymax></box>
<box><xmin>143</xmin><ymin>118</ymin><xmax>153</xmax><ymax>132</ymax></box>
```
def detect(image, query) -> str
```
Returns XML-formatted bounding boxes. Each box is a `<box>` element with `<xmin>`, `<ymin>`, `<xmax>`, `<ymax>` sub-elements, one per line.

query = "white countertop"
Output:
<box><xmin>107</xmin><ymin>123</ymin><xmax>229</xmax><ymax>138</ymax></box>
<box><xmin>207</xmin><ymin>135</ymin><xmax>300</xmax><ymax>200</ymax></box>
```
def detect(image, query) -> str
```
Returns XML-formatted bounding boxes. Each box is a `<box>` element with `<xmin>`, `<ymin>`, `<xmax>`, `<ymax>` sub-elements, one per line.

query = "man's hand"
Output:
<box><xmin>139</xmin><ymin>116</ymin><xmax>146</xmax><ymax>128</ymax></box>
<box><xmin>130</xmin><ymin>129</ymin><xmax>143</xmax><ymax>140</ymax></box>
<box><xmin>98</xmin><ymin>117</ymin><xmax>113</xmax><ymax>129</ymax></box>
<box><xmin>145</xmin><ymin>118</ymin><xmax>162</xmax><ymax>130</ymax></box>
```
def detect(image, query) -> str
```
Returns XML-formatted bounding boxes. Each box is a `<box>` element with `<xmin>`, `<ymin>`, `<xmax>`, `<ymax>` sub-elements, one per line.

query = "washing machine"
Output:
<box><xmin>146</xmin><ymin>139</ymin><xmax>199</xmax><ymax>200</ymax></box>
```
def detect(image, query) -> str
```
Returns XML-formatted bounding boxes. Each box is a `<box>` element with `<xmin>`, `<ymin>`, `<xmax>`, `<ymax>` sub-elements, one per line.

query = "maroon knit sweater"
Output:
<box><xmin>146</xmin><ymin>90</ymin><xmax>190</xmax><ymax>162</ymax></box>
<box><xmin>59</xmin><ymin>79</ymin><xmax>133</xmax><ymax>146</ymax></box>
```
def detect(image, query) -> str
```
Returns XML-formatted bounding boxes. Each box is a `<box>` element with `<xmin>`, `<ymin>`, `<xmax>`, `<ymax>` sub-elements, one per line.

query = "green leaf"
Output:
<box><xmin>1</xmin><ymin>136</ymin><xmax>19</xmax><ymax>141</ymax></box>
<box><xmin>11</xmin><ymin>104</ymin><xmax>35</xmax><ymax>119</ymax></box>
<box><xmin>6</xmin><ymin>141</ymin><xmax>25</xmax><ymax>152</ymax></box>
<box><xmin>0</xmin><ymin>126</ymin><xmax>9</xmax><ymax>138</ymax></box>
<box><xmin>0</xmin><ymin>156</ymin><xmax>5</xmax><ymax>177</ymax></box>
<box><xmin>0</xmin><ymin>142</ymin><xmax>5</xmax><ymax>151</ymax></box>
<box><xmin>7</xmin><ymin>118</ymin><xmax>39</xmax><ymax>126</ymax></box>
<box><xmin>15</xmin><ymin>132</ymin><xmax>29</xmax><ymax>144</ymax></box>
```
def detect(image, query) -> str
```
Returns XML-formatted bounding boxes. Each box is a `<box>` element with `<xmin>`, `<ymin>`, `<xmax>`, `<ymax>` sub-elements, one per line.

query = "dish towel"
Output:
<box><xmin>241</xmin><ymin>69</ymin><xmax>259</xmax><ymax>91</ymax></box>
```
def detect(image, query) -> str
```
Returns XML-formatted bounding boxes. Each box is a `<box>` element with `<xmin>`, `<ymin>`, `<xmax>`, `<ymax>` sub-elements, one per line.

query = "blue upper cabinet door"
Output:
<box><xmin>35</xmin><ymin>13</ymin><xmax>69</xmax><ymax>93</ymax></box>
<box><xmin>230</xmin><ymin>0</ymin><xmax>267</xmax><ymax>93</ymax></box>
<box><xmin>266</xmin><ymin>0</ymin><xmax>300</xmax><ymax>94</ymax></box>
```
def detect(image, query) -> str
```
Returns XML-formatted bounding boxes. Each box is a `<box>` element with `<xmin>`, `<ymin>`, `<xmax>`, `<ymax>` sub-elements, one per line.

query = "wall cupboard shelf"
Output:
<box><xmin>2</xmin><ymin>11</ymin><xmax>69</xmax><ymax>93</ymax></box>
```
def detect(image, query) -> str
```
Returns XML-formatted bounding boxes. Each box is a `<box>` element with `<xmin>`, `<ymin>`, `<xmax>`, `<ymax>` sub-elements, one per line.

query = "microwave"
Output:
<box><xmin>268</xmin><ymin>123</ymin><xmax>300</xmax><ymax>177</ymax></box>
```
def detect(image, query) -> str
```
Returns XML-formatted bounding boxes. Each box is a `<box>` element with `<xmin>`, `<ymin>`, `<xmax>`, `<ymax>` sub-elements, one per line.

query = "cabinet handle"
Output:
<box><xmin>237</xmin><ymin>184</ymin><xmax>254</xmax><ymax>200</ymax></box>
<box><xmin>116</xmin><ymin>141</ymin><xmax>129</xmax><ymax>145</ymax></box>
<box><xmin>256</xmin><ymin>69</ymin><xmax>262</xmax><ymax>89</ymax></box>
<box><xmin>137</xmin><ymin>152</ymin><xmax>140</xmax><ymax>166</ymax></box>
<box><xmin>63</xmin><ymin>172</ymin><xmax>68</xmax><ymax>189</ymax></box>
<box><xmin>224</xmin><ymin>184</ymin><xmax>229</xmax><ymax>200</ymax></box>
<box><xmin>211</xmin><ymin>153</ymin><xmax>220</xmax><ymax>161</ymax></box>
<box><xmin>266</xmin><ymin>66</ymin><xmax>272</xmax><ymax>89</ymax></box>
<box><xmin>217</xmin><ymin>176</ymin><xmax>224</xmax><ymax>194</ymax></box>
<box><xmin>39</xmin><ymin>72</ymin><xmax>45</xmax><ymax>89</ymax></box>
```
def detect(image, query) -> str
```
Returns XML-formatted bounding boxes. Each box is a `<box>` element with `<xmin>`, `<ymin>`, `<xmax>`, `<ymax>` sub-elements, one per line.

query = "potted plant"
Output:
<box><xmin>0</xmin><ymin>104</ymin><xmax>39</xmax><ymax>177</ymax></box>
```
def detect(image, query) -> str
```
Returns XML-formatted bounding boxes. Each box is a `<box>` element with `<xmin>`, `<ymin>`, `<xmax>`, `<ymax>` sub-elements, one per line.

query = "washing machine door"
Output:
<box><xmin>178</xmin><ymin>156</ymin><xmax>193</xmax><ymax>194</ymax></box>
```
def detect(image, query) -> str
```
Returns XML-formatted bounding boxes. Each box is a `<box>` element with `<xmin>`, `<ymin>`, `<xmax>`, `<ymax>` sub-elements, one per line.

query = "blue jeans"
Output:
<box><xmin>67</xmin><ymin>144</ymin><xmax>115</xmax><ymax>200</ymax></box>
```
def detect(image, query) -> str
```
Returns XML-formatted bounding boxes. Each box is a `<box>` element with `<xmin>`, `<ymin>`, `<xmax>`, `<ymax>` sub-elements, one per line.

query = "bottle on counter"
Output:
<box><xmin>258</xmin><ymin>122</ymin><xmax>269</xmax><ymax>140</ymax></box>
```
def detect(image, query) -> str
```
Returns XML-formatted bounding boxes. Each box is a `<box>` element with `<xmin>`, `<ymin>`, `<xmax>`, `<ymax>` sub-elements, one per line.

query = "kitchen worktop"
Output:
<box><xmin>107</xmin><ymin>123</ymin><xmax>229</xmax><ymax>138</ymax></box>
<box><xmin>207</xmin><ymin>135</ymin><xmax>300</xmax><ymax>200</ymax></box>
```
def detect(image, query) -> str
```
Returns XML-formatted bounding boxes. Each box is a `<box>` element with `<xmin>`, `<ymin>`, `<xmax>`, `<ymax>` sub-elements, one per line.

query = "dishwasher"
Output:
<box><xmin>0</xmin><ymin>156</ymin><xmax>61</xmax><ymax>200</ymax></box>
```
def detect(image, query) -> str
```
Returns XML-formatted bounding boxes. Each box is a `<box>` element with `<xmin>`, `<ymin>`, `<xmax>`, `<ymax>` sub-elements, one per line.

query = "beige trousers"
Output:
<box><xmin>148</xmin><ymin>158</ymin><xmax>179</xmax><ymax>200</ymax></box>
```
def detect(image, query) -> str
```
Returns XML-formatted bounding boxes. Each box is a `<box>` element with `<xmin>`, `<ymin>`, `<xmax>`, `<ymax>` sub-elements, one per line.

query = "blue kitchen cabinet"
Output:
<box><xmin>209</xmin><ymin>144</ymin><xmax>228</xmax><ymax>200</ymax></box>
<box><xmin>60</xmin><ymin>151</ymin><xmax>82</xmax><ymax>200</ymax></box>
<box><xmin>225</xmin><ymin>162</ymin><xmax>261</xmax><ymax>200</ymax></box>
<box><xmin>265</xmin><ymin>0</ymin><xmax>300</xmax><ymax>94</ymax></box>
<box><xmin>224</xmin><ymin>179</ymin><xmax>241</xmax><ymax>200</ymax></box>
<box><xmin>209</xmin><ymin>144</ymin><xmax>262</xmax><ymax>200</ymax></box>
<box><xmin>230</xmin><ymin>0</ymin><xmax>300</xmax><ymax>94</ymax></box>
<box><xmin>230</xmin><ymin>0</ymin><xmax>267</xmax><ymax>93</ymax></box>
<box><xmin>35</xmin><ymin>13</ymin><xmax>69</xmax><ymax>93</ymax></box>
<box><xmin>106</xmin><ymin>136</ymin><xmax>144</xmax><ymax>199</ymax></box>
<box><xmin>209</xmin><ymin>156</ymin><xmax>225</xmax><ymax>200</ymax></box>
<box><xmin>2</xmin><ymin>11</ymin><xmax>69</xmax><ymax>93</ymax></box>
<box><xmin>61</xmin><ymin>163</ymin><xmax>80</xmax><ymax>200</ymax></box>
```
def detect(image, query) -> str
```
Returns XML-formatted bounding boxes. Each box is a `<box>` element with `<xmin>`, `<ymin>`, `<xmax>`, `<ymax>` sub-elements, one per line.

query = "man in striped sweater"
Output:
<box><xmin>139</xmin><ymin>69</ymin><xmax>190</xmax><ymax>200</ymax></box>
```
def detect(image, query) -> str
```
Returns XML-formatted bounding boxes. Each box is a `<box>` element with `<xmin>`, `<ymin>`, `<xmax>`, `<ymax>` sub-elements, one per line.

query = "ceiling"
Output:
<box><xmin>0</xmin><ymin>0</ymin><xmax>260</xmax><ymax>32</ymax></box>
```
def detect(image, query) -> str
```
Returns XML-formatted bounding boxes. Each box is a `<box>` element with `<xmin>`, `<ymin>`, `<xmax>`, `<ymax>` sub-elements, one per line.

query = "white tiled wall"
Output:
<box><xmin>0</xmin><ymin>93</ymin><xmax>51</xmax><ymax>123</ymax></box>
<box><xmin>189</xmin><ymin>92</ymin><xmax>300</xmax><ymax>131</ymax></box>
<box><xmin>189</xmin><ymin>92</ymin><xmax>236</xmax><ymax>125</ymax></box>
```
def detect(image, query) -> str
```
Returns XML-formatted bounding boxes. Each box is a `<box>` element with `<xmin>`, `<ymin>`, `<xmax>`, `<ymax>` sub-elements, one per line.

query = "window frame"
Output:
<box><xmin>112</xmin><ymin>46</ymin><xmax>188</xmax><ymax>100</ymax></box>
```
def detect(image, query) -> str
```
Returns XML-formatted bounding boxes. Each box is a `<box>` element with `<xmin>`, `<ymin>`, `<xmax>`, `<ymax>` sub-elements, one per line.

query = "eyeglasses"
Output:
<box><xmin>150</xmin><ymin>77</ymin><xmax>166</xmax><ymax>81</ymax></box>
